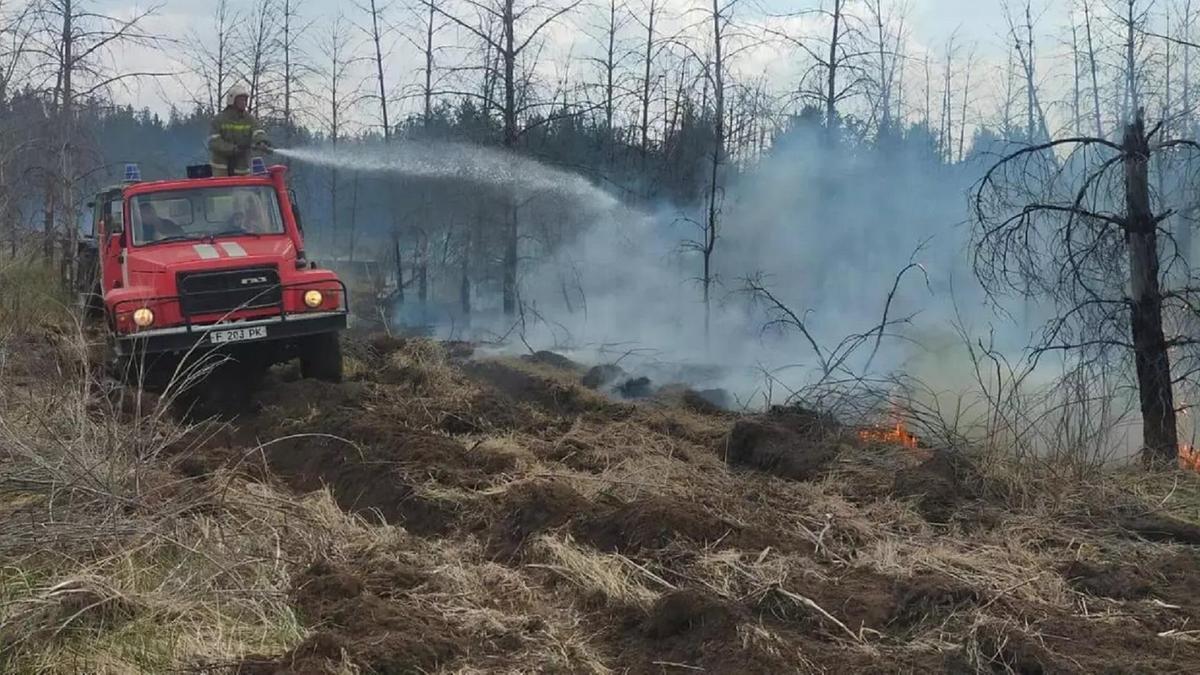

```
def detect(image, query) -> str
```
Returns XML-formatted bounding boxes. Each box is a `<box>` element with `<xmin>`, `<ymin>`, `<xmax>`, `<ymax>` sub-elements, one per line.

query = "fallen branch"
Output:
<box><xmin>616</xmin><ymin>554</ymin><xmax>677</xmax><ymax>591</ymax></box>
<box><xmin>978</xmin><ymin>573</ymin><xmax>1044</xmax><ymax>612</ymax></box>
<box><xmin>771</xmin><ymin>585</ymin><xmax>863</xmax><ymax>643</ymax></box>
<box><xmin>652</xmin><ymin>661</ymin><xmax>705</xmax><ymax>671</ymax></box>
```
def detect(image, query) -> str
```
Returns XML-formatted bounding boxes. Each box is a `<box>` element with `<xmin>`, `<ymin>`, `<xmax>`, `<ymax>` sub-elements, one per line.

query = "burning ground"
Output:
<box><xmin>3</xmin><ymin>328</ymin><xmax>1200</xmax><ymax>673</ymax></box>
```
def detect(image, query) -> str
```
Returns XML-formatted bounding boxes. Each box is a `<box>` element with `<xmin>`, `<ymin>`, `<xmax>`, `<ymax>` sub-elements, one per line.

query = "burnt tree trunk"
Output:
<box><xmin>418</xmin><ymin>229</ymin><xmax>429</xmax><ymax>305</ymax></box>
<box><xmin>503</xmin><ymin>202</ymin><xmax>518</xmax><ymax>316</ymax></box>
<box><xmin>825</xmin><ymin>0</ymin><xmax>842</xmax><ymax>142</ymax></box>
<box><xmin>393</xmin><ymin>236</ymin><xmax>405</xmax><ymax>306</ymax></box>
<box><xmin>501</xmin><ymin>0</ymin><xmax>518</xmax><ymax>317</ymax></box>
<box><xmin>460</xmin><ymin>225</ymin><xmax>472</xmax><ymax>316</ymax></box>
<box><xmin>1123</xmin><ymin>116</ymin><xmax>1178</xmax><ymax>466</ymax></box>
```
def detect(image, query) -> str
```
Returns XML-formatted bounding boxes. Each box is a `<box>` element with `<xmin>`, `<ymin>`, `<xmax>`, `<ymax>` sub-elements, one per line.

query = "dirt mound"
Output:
<box><xmin>1153</xmin><ymin>551</ymin><xmax>1200</xmax><ymax>605</ymax></box>
<box><xmin>954</xmin><ymin>612</ymin><xmax>1200</xmax><ymax>674</ymax></box>
<box><xmin>574</xmin><ymin>496</ymin><xmax>769</xmax><ymax>554</ymax></box>
<box><xmin>756</xmin><ymin>568</ymin><xmax>897</xmax><ymax>638</ymax></box>
<box><xmin>437</xmin><ymin>389</ymin><xmax>544</xmax><ymax>435</ymax></box>
<box><xmin>891</xmin><ymin>572</ymin><xmax>980</xmax><ymax>629</ymax></box>
<box><xmin>241</xmin><ymin>561</ymin><xmax>460</xmax><ymax>674</ymax></box>
<box><xmin>1118</xmin><ymin>513</ymin><xmax>1200</xmax><ymax>545</ymax></box>
<box><xmin>686</xmin><ymin>388</ymin><xmax>732</xmax><ymax>413</ymax></box>
<box><xmin>892</xmin><ymin>451</ymin><xmax>977</xmax><ymax>522</ymax></box>
<box><xmin>260</xmin><ymin>432</ymin><xmax>507</xmax><ymax>535</ymax></box>
<box><xmin>1063</xmin><ymin>551</ymin><xmax>1200</xmax><ymax>612</ymax></box>
<box><xmin>1062</xmin><ymin>560</ymin><xmax>1155</xmax><ymax>601</ymax></box>
<box><xmin>366</xmin><ymin>333</ymin><xmax>408</xmax><ymax>356</ymax></box>
<box><xmin>643</xmin><ymin>589</ymin><xmax>739</xmax><ymax>639</ymax></box>
<box><xmin>254</xmin><ymin>378</ymin><xmax>369</xmax><ymax>417</ymax></box>
<box><xmin>521</xmin><ymin>350</ymin><xmax>580</xmax><ymax>371</ymax></box>
<box><xmin>602</xmin><ymin>588</ymin><xmax>801</xmax><ymax>674</ymax></box>
<box><xmin>467</xmin><ymin>360</ymin><xmax>621</xmax><ymax>418</ymax></box>
<box><xmin>724</xmin><ymin>413</ymin><xmax>840</xmax><ymax>480</ymax></box>
<box><xmin>582</xmin><ymin>364</ymin><xmax>625</xmax><ymax>389</ymax></box>
<box><xmin>615</xmin><ymin>376</ymin><xmax>654</xmax><ymax>399</ymax></box>
<box><xmin>487</xmin><ymin>482</ymin><xmax>594</xmax><ymax>559</ymax></box>
<box><xmin>291</xmin><ymin>560</ymin><xmax>429</xmax><ymax>620</ymax></box>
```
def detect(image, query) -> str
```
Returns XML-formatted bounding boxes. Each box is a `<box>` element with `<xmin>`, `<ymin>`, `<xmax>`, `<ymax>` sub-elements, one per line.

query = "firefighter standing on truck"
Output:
<box><xmin>209</xmin><ymin>84</ymin><xmax>271</xmax><ymax>176</ymax></box>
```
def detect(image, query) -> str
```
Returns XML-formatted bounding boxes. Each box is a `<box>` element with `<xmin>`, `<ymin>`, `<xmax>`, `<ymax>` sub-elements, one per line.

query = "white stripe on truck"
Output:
<box><xmin>193</xmin><ymin>244</ymin><xmax>220</xmax><ymax>259</ymax></box>
<box><xmin>220</xmin><ymin>242</ymin><xmax>248</xmax><ymax>257</ymax></box>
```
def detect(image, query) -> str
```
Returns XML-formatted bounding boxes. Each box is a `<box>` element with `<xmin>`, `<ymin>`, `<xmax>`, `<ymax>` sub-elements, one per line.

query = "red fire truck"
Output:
<box><xmin>80</xmin><ymin>162</ymin><xmax>347</xmax><ymax>382</ymax></box>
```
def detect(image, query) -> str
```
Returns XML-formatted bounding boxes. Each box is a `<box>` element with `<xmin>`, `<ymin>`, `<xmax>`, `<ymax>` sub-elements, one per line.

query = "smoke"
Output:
<box><xmin>280</xmin><ymin>133</ymin><xmax>1043</xmax><ymax>412</ymax></box>
<box><xmin>514</xmin><ymin>129</ymin><xmax>1021</xmax><ymax>403</ymax></box>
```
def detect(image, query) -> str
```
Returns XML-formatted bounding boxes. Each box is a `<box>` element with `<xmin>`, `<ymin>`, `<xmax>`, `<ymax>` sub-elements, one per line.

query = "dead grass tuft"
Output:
<box><xmin>531</xmin><ymin>534</ymin><xmax>662</xmax><ymax>608</ymax></box>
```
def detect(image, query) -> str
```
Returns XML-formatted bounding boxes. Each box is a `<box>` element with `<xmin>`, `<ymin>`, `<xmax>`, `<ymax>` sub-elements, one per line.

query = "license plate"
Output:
<box><xmin>209</xmin><ymin>325</ymin><xmax>267</xmax><ymax>345</ymax></box>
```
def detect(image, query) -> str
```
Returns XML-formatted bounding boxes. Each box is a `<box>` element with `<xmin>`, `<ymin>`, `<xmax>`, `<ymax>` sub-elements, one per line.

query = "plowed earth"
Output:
<box><xmin>161</xmin><ymin>336</ymin><xmax>1200</xmax><ymax>674</ymax></box>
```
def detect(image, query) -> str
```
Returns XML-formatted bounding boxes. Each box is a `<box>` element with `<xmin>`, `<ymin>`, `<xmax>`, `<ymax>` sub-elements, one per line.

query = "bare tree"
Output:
<box><xmin>958</xmin><ymin>47</ymin><xmax>976</xmax><ymax>162</ymax></box>
<box><xmin>433</xmin><ymin>0</ymin><xmax>582</xmax><ymax>316</ymax></box>
<box><xmin>1071</xmin><ymin>6</ymin><xmax>1084</xmax><ymax>135</ymax></box>
<box><xmin>30</xmin><ymin>0</ymin><xmax>167</xmax><ymax>281</ymax></box>
<box><xmin>316</xmin><ymin>14</ymin><xmax>360</xmax><ymax>256</ymax></box>
<box><xmin>673</xmin><ymin>0</ymin><xmax>743</xmax><ymax>340</ymax></box>
<box><xmin>0</xmin><ymin>1</ymin><xmax>35</xmax><ymax>256</ymax></box>
<box><xmin>1116</xmin><ymin>0</ymin><xmax>1151</xmax><ymax>124</ymax></box>
<box><xmin>190</xmin><ymin>0</ymin><xmax>238</xmax><ymax>113</ymax></box>
<box><xmin>280</xmin><ymin>0</ymin><xmax>313</xmax><ymax>140</ymax></box>
<box><xmin>972</xmin><ymin>111</ymin><xmax>1200</xmax><ymax>466</ymax></box>
<box><xmin>401</xmin><ymin>0</ymin><xmax>451</xmax><ymax>306</ymax></box>
<box><xmin>634</xmin><ymin>0</ymin><xmax>664</xmax><ymax>160</ymax></box>
<box><xmin>767</xmin><ymin>0</ymin><xmax>864</xmax><ymax>142</ymax></box>
<box><xmin>863</xmin><ymin>0</ymin><xmax>906</xmax><ymax>136</ymax></box>
<box><xmin>584</xmin><ymin>0</ymin><xmax>631</xmax><ymax>149</ymax></box>
<box><xmin>938</xmin><ymin>33</ymin><xmax>957</xmax><ymax>162</ymax></box>
<box><xmin>241</xmin><ymin>0</ymin><xmax>280</xmax><ymax>115</ymax></box>
<box><xmin>1182</xmin><ymin>0</ymin><xmax>1194</xmax><ymax>134</ymax></box>
<box><xmin>1004</xmin><ymin>1</ymin><xmax>1050</xmax><ymax>143</ymax></box>
<box><xmin>361</xmin><ymin>0</ymin><xmax>396</xmax><ymax>140</ymax></box>
<box><xmin>703</xmin><ymin>0</ymin><xmax>727</xmax><ymax>338</ymax></box>
<box><xmin>1084</xmin><ymin>0</ymin><xmax>1105</xmax><ymax>136</ymax></box>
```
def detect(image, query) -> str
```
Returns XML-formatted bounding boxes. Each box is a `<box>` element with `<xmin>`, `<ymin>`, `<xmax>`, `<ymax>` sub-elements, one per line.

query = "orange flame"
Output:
<box><xmin>858</xmin><ymin>421</ymin><xmax>920</xmax><ymax>450</ymax></box>
<box><xmin>1180</xmin><ymin>444</ymin><xmax>1200</xmax><ymax>472</ymax></box>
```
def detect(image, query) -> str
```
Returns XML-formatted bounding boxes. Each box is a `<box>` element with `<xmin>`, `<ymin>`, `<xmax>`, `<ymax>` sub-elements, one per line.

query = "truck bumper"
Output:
<box><xmin>115</xmin><ymin>311</ymin><xmax>347</xmax><ymax>356</ymax></box>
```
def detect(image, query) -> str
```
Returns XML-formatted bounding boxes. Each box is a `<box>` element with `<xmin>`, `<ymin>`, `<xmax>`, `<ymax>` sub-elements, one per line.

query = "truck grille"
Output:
<box><xmin>177</xmin><ymin>266</ymin><xmax>281</xmax><ymax>317</ymax></box>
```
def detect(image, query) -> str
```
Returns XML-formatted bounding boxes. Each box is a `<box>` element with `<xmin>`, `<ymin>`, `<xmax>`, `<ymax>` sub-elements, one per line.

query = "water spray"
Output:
<box><xmin>274</xmin><ymin>141</ymin><xmax>619</xmax><ymax>212</ymax></box>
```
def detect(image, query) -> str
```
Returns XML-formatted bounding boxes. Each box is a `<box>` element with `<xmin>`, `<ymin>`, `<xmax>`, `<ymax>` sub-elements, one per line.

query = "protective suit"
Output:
<box><xmin>209</xmin><ymin>84</ymin><xmax>271</xmax><ymax>176</ymax></box>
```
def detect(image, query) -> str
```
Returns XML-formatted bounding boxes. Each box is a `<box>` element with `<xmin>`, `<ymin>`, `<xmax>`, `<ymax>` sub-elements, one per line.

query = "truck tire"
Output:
<box><xmin>299</xmin><ymin>332</ymin><xmax>343</xmax><ymax>382</ymax></box>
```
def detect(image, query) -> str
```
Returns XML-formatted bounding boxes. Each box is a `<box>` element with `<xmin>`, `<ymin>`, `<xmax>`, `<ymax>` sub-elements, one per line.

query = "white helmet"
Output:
<box><xmin>225</xmin><ymin>83</ymin><xmax>250</xmax><ymax>107</ymax></box>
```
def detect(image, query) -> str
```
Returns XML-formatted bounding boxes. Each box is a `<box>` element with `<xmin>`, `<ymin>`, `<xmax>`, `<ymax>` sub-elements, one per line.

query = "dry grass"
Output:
<box><xmin>531</xmin><ymin>534</ymin><xmax>662</xmax><ymax>607</ymax></box>
<box><xmin>0</xmin><ymin>325</ymin><xmax>350</xmax><ymax>672</ymax></box>
<box><xmin>2</xmin><ymin>320</ymin><xmax>1199</xmax><ymax>672</ymax></box>
<box><xmin>0</xmin><ymin>252</ymin><xmax>72</xmax><ymax>338</ymax></box>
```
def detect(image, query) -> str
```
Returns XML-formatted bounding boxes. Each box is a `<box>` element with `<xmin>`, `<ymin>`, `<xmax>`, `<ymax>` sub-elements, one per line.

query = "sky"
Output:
<box><xmin>102</xmin><ymin>0</ymin><xmax>1076</xmax><ymax>128</ymax></box>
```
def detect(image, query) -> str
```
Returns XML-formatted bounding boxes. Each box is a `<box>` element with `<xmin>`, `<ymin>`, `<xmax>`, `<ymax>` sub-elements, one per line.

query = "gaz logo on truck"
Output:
<box><xmin>241</xmin><ymin>276</ymin><xmax>269</xmax><ymax>285</ymax></box>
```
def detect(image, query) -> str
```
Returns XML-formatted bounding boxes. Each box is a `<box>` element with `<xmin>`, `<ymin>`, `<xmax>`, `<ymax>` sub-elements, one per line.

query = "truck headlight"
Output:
<box><xmin>303</xmin><ymin>290</ymin><xmax>323</xmax><ymax>308</ymax></box>
<box><xmin>132</xmin><ymin>308</ymin><xmax>154</xmax><ymax>328</ymax></box>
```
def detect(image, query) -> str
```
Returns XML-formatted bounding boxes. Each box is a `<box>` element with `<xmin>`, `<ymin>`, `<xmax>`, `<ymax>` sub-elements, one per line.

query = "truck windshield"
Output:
<box><xmin>130</xmin><ymin>185</ymin><xmax>285</xmax><ymax>246</ymax></box>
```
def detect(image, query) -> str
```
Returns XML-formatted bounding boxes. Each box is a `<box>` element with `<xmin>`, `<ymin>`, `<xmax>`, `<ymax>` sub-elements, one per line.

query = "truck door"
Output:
<box><xmin>77</xmin><ymin>201</ymin><xmax>101</xmax><ymax>297</ymax></box>
<box><xmin>97</xmin><ymin>192</ymin><xmax>125</xmax><ymax>292</ymax></box>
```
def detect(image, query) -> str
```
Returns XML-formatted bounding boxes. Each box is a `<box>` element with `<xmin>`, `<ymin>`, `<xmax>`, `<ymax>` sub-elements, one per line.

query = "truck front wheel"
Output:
<box><xmin>299</xmin><ymin>332</ymin><xmax>343</xmax><ymax>382</ymax></box>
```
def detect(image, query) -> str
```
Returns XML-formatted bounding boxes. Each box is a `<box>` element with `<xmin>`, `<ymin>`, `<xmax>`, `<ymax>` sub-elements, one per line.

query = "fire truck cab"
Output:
<box><xmin>82</xmin><ymin>162</ymin><xmax>347</xmax><ymax>382</ymax></box>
